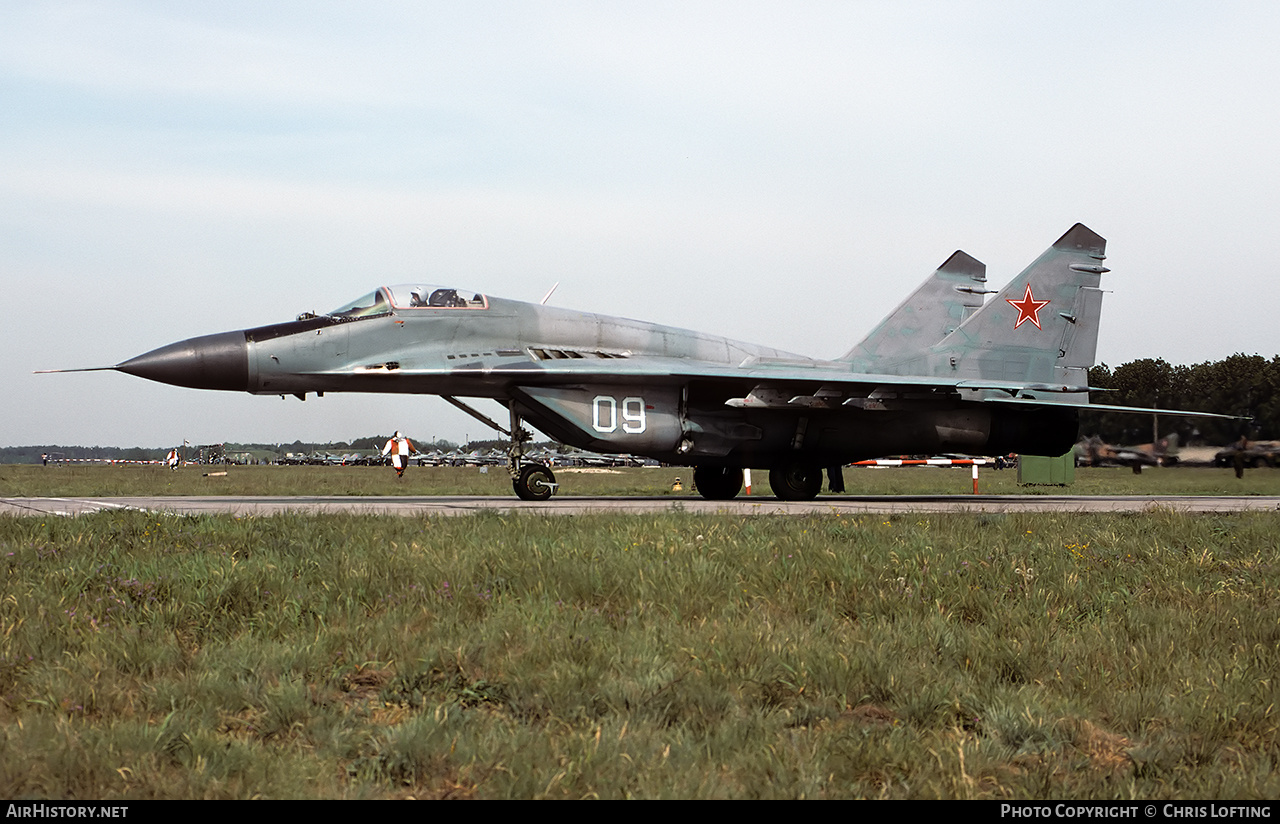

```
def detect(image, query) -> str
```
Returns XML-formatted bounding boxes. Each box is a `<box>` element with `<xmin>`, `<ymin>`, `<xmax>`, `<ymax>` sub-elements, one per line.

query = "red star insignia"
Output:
<box><xmin>1006</xmin><ymin>283</ymin><xmax>1050</xmax><ymax>330</ymax></box>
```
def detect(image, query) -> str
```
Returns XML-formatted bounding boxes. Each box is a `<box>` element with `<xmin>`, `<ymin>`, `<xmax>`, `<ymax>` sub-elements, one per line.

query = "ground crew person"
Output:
<box><xmin>381</xmin><ymin>431</ymin><xmax>414</xmax><ymax>478</ymax></box>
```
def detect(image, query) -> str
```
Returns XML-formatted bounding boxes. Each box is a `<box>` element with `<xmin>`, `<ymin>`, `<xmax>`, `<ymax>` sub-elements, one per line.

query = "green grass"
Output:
<box><xmin>2</xmin><ymin>509</ymin><xmax>1278</xmax><ymax>798</ymax></box>
<box><xmin>3</xmin><ymin>463</ymin><xmax>1279</xmax><ymax>498</ymax></box>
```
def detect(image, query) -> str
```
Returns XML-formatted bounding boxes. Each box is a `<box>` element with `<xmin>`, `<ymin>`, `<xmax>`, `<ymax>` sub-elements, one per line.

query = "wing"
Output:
<box><xmin>362</xmin><ymin>352</ymin><xmax>1239</xmax><ymax>465</ymax></box>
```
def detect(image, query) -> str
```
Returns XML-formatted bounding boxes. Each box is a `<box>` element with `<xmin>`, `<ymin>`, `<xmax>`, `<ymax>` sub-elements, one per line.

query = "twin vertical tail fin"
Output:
<box><xmin>936</xmin><ymin>222</ymin><xmax>1106</xmax><ymax>387</ymax></box>
<box><xmin>839</xmin><ymin>250</ymin><xmax>990</xmax><ymax>370</ymax></box>
<box><xmin>862</xmin><ymin>223</ymin><xmax>1107</xmax><ymax>390</ymax></box>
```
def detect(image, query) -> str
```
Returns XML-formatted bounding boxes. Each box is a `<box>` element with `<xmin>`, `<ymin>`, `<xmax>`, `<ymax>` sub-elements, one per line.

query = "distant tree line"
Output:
<box><xmin>0</xmin><ymin>445</ymin><xmax>163</xmax><ymax>465</ymax></box>
<box><xmin>1082</xmin><ymin>354</ymin><xmax>1279</xmax><ymax>445</ymax></box>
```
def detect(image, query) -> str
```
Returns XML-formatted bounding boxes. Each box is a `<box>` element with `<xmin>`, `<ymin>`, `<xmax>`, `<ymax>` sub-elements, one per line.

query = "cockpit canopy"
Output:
<box><xmin>328</xmin><ymin>285</ymin><xmax>488</xmax><ymax>318</ymax></box>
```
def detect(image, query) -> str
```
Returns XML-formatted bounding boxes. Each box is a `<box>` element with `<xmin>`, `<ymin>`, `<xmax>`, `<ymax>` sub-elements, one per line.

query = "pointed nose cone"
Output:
<box><xmin>116</xmin><ymin>330</ymin><xmax>249</xmax><ymax>391</ymax></box>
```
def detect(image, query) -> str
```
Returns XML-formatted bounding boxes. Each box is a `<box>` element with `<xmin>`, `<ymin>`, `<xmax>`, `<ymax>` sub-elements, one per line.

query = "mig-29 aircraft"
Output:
<box><xmin>43</xmin><ymin>224</ymin><xmax>1230</xmax><ymax>500</ymax></box>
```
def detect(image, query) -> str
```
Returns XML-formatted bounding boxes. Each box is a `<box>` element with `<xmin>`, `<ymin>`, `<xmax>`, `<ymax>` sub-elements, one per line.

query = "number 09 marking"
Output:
<box><xmin>592</xmin><ymin>395</ymin><xmax>646</xmax><ymax>434</ymax></box>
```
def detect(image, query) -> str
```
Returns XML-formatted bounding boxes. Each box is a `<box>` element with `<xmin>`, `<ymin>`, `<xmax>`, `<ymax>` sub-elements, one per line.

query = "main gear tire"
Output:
<box><xmin>769</xmin><ymin>464</ymin><xmax>822</xmax><ymax>501</ymax></box>
<box><xmin>693</xmin><ymin>466</ymin><xmax>742</xmax><ymax>500</ymax></box>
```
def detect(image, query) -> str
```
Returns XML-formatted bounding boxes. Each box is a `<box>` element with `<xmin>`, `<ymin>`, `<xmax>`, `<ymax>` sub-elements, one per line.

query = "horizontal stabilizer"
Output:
<box><xmin>956</xmin><ymin>380</ymin><xmax>1093</xmax><ymax>394</ymax></box>
<box><xmin>982</xmin><ymin>396</ymin><xmax>1249</xmax><ymax>421</ymax></box>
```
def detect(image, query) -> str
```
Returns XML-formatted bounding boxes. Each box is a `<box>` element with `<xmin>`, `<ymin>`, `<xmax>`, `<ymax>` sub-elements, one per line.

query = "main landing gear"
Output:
<box><xmin>691</xmin><ymin>464</ymin><xmax>824</xmax><ymax>501</ymax></box>
<box><xmin>693</xmin><ymin>466</ymin><xmax>742</xmax><ymax>500</ymax></box>
<box><xmin>768</xmin><ymin>463</ymin><xmax>822</xmax><ymax>501</ymax></box>
<box><xmin>441</xmin><ymin>395</ymin><xmax>558</xmax><ymax>501</ymax></box>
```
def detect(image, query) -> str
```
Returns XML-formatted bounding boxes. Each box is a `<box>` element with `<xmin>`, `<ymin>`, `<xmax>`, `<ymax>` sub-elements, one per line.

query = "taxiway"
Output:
<box><xmin>4</xmin><ymin>495</ymin><xmax>1279</xmax><ymax>517</ymax></box>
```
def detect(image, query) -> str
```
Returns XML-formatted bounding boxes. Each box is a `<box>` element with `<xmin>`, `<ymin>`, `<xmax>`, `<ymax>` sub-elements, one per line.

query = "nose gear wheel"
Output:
<box><xmin>514</xmin><ymin>463</ymin><xmax>556</xmax><ymax>501</ymax></box>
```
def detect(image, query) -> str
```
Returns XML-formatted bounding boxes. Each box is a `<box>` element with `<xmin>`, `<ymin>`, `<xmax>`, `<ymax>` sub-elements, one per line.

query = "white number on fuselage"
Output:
<box><xmin>592</xmin><ymin>395</ymin><xmax>646</xmax><ymax>434</ymax></box>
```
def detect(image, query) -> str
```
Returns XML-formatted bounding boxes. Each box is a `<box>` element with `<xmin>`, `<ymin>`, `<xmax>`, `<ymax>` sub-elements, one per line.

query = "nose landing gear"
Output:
<box><xmin>514</xmin><ymin>463</ymin><xmax>557</xmax><ymax>501</ymax></box>
<box><xmin>441</xmin><ymin>395</ymin><xmax>558</xmax><ymax>501</ymax></box>
<box><xmin>506</xmin><ymin>406</ymin><xmax>557</xmax><ymax>500</ymax></box>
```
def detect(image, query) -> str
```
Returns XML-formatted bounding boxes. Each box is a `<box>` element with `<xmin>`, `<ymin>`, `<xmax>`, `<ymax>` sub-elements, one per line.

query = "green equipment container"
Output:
<box><xmin>1017</xmin><ymin>452</ymin><xmax>1076</xmax><ymax>485</ymax></box>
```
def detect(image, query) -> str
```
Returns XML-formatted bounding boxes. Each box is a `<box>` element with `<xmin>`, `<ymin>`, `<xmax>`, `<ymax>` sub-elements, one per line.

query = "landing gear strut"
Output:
<box><xmin>506</xmin><ymin>405</ymin><xmax>556</xmax><ymax>501</ymax></box>
<box><xmin>440</xmin><ymin>395</ymin><xmax>558</xmax><ymax>500</ymax></box>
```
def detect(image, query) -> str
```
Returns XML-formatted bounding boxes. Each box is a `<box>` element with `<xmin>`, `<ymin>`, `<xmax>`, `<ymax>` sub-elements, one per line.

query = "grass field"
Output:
<box><xmin>2</xmin><ymin>487</ymin><xmax>1279</xmax><ymax>798</ymax></box>
<box><xmin>3</xmin><ymin>462</ymin><xmax>1280</xmax><ymax>498</ymax></box>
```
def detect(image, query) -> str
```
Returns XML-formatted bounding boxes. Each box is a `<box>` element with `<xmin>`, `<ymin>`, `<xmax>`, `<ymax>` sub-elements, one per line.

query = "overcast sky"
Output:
<box><xmin>4</xmin><ymin>1</ymin><xmax>1278</xmax><ymax>448</ymax></box>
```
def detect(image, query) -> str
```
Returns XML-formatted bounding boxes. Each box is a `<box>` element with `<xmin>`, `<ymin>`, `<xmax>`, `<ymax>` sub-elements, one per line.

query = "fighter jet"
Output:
<box><xmin>1076</xmin><ymin>434</ymin><xmax>1179</xmax><ymax>473</ymax></box>
<box><xmin>43</xmin><ymin>224</ymin><xmax>1235</xmax><ymax>500</ymax></box>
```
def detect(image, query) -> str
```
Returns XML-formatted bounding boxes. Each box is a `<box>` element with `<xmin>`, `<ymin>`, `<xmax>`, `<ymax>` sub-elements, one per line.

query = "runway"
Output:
<box><xmin>4</xmin><ymin>494</ymin><xmax>1280</xmax><ymax>517</ymax></box>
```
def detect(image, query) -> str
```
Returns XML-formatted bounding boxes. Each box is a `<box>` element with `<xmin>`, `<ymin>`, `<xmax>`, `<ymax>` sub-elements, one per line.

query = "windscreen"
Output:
<box><xmin>328</xmin><ymin>289</ymin><xmax>391</xmax><ymax>318</ymax></box>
